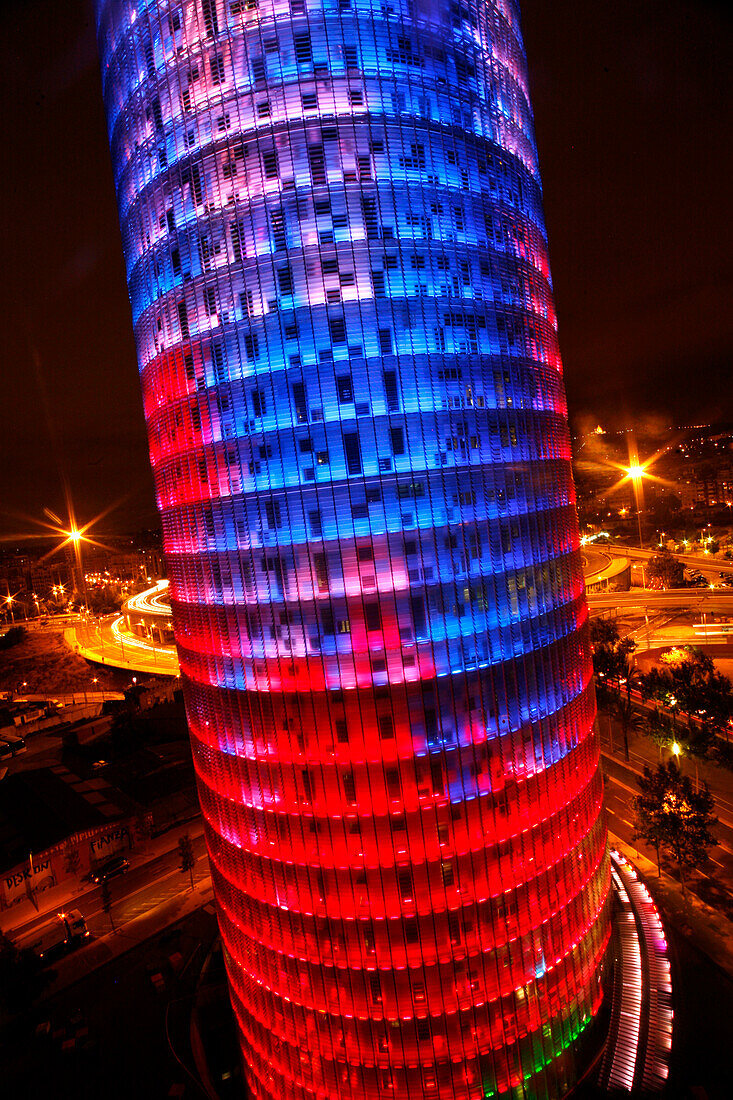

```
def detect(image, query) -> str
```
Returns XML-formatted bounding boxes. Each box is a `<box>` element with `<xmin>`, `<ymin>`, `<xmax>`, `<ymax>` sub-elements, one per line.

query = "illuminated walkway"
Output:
<box><xmin>599</xmin><ymin>850</ymin><xmax>673</xmax><ymax>1094</ymax></box>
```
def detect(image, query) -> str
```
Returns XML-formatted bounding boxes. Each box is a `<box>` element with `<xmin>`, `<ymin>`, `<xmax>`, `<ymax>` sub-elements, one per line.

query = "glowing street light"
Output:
<box><xmin>624</xmin><ymin>461</ymin><xmax>649</xmax><ymax>550</ymax></box>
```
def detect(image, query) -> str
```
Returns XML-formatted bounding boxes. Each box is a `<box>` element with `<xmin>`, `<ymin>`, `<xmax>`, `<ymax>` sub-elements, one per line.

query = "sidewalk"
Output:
<box><xmin>610</xmin><ymin>830</ymin><xmax>733</xmax><ymax>984</ymax></box>
<box><xmin>1</xmin><ymin>813</ymin><xmax>205</xmax><ymax>940</ymax></box>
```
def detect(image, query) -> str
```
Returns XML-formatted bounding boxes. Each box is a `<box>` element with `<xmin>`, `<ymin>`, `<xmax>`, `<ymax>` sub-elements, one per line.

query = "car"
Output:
<box><xmin>89</xmin><ymin>856</ymin><xmax>129</xmax><ymax>884</ymax></box>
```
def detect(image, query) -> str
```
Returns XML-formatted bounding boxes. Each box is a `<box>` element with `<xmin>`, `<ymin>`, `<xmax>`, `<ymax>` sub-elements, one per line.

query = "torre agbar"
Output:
<box><xmin>95</xmin><ymin>1</ymin><xmax>610</xmax><ymax>1096</ymax></box>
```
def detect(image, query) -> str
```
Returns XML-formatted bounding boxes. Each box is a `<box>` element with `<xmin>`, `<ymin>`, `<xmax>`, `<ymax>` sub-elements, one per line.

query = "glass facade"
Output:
<box><xmin>95</xmin><ymin>1</ymin><xmax>610</xmax><ymax>1096</ymax></box>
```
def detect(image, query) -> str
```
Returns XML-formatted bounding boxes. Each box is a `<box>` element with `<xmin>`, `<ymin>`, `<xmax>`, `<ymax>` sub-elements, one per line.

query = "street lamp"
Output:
<box><xmin>67</xmin><ymin>525</ymin><xmax>90</xmax><ymax>615</ymax></box>
<box><xmin>625</xmin><ymin>462</ymin><xmax>647</xmax><ymax>550</ymax></box>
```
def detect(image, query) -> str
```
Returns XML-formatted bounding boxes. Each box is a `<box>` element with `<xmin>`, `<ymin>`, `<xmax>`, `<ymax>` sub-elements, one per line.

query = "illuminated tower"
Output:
<box><xmin>95</xmin><ymin>1</ymin><xmax>610</xmax><ymax>1096</ymax></box>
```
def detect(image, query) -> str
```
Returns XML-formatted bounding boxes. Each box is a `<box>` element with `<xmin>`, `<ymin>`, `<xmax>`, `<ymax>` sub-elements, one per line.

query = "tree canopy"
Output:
<box><xmin>646</xmin><ymin>549</ymin><xmax>684</xmax><ymax>589</ymax></box>
<box><xmin>634</xmin><ymin>761</ymin><xmax>717</xmax><ymax>890</ymax></box>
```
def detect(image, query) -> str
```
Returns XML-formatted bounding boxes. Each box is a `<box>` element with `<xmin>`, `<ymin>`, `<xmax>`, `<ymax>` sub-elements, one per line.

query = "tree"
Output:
<box><xmin>611</xmin><ymin>691</ymin><xmax>646</xmax><ymax>762</ymax></box>
<box><xmin>101</xmin><ymin>879</ymin><xmax>116</xmax><ymax>932</ymax></box>
<box><xmin>178</xmin><ymin>833</ymin><xmax>196</xmax><ymax>891</ymax></box>
<box><xmin>589</xmin><ymin>618</ymin><xmax>636</xmax><ymax>681</ymax></box>
<box><xmin>641</xmin><ymin>648</ymin><xmax>733</xmax><ymax>747</ymax></box>
<box><xmin>634</xmin><ymin>761</ymin><xmax>717</xmax><ymax>893</ymax></box>
<box><xmin>646</xmin><ymin>548</ymin><xmax>684</xmax><ymax>589</ymax></box>
<box><xmin>645</xmin><ymin>709</ymin><xmax>677</xmax><ymax>759</ymax></box>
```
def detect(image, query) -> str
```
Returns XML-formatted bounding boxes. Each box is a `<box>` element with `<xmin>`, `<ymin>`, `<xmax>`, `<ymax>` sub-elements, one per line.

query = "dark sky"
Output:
<box><xmin>0</xmin><ymin>0</ymin><xmax>731</xmax><ymax>538</ymax></box>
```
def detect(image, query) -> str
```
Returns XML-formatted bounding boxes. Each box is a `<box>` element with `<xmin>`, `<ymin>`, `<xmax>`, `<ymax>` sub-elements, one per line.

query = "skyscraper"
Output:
<box><xmin>95</xmin><ymin>1</ymin><xmax>610</xmax><ymax>1096</ymax></box>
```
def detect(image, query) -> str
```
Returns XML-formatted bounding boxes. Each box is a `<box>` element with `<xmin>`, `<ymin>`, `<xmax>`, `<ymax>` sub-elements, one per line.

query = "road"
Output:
<box><xmin>67</xmin><ymin>614</ymin><xmax>179</xmax><ymax>677</ymax></box>
<box><xmin>606</xmin><ymin>543</ymin><xmax>733</xmax><ymax>576</ymax></box>
<box><xmin>588</xmin><ymin>587</ymin><xmax>733</xmax><ymax>612</ymax></box>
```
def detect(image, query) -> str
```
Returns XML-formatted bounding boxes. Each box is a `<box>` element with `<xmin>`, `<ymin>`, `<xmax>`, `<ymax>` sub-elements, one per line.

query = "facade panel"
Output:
<box><xmin>95</xmin><ymin>1</ymin><xmax>610</xmax><ymax>1096</ymax></box>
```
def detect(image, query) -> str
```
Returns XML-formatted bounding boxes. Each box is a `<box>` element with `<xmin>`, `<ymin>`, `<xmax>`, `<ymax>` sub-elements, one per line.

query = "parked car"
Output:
<box><xmin>89</xmin><ymin>856</ymin><xmax>129</xmax><ymax>884</ymax></box>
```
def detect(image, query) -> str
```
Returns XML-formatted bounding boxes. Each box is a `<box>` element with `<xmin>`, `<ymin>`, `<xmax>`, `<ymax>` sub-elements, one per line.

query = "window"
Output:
<box><xmin>308</xmin><ymin>510</ymin><xmax>322</xmax><ymax>537</ymax></box>
<box><xmin>177</xmin><ymin>300</ymin><xmax>189</xmax><ymax>338</ymax></box>
<box><xmin>336</xmin><ymin>719</ymin><xmax>349</xmax><ymax>743</ymax></box>
<box><xmin>378</xmin><ymin>328</ymin><xmax>393</xmax><ymax>355</ymax></box>
<box><xmin>265</xmin><ymin>500</ymin><xmax>282</xmax><ymax>529</ymax></box>
<box><xmin>308</xmin><ymin>144</ymin><xmax>326</xmax><ymax>185</ymax></box>
<box><xmin>411</xmin><ymin>595</ymin><xmax>426</xmax><ymax>637</ymax></box>
<box><xmin>314</xmin><ymin>552</ymin><xmax>328</xmax><ymax>591</ymax></box>
<box><xmin>251</xmin><ymin>57</ymin><xmax>265</xmax><ymax>83</ymax></box>
<box><xmin>364</xmin><ymin>601</ymin><xmax>381</xmax><ymax>631</ymax></box>
<box><xmin>329</xmin><ymin>315</ymin><xmax>346</xmax><ymax>344</ymax></box>
<box><xmin>261</xmin><ymin>148</ymin><xmax>278</xmax><ymax>179</ymax></box>
<box><xmin>244</xmin><ymin>334</ymin><xmax>260</xmax><ymax>362</ymax></box>
<box><xmin>430</xmin><ymin>757</ymin><xmax>444</xmax><ymax>795</ymax></box>
<box><xmin>302</xmin><ymin>91</ymin><xmax>317</xmax><ymax>110</ymax></box>
<box><xmin>343</xmin><ymin>771</ymin><xmax>356</xmax><ymax>804</ymax></box>
<box><xmin>212</xmin><ymin>342</ymin><xmax>226</xmax><ymax>381</ymax></box>
<box><xmin>203</xmin><ymin>286</ymin><xmax>217</xmax><ymax>316</ymax></box>
<box><xmin>292</xmin><ymin>381</ymin><xmax>307</xmax><ymax>423</ymax></box>
<box><xmin>398</xmin><ymin>867</ymin><xmax>413</xmax><ymax>900</ymax></box>
<box><xmin>368</xmin><ymin>972</ymin><xmax>382</xmax><ymax>1004</ymax></box>
<box><xmin>294</xmin><ymin>31</ymin><xmax>312</xmax><ymax>65</ymax></box>
<box><xmin>210</xmin><ymin>53</ymin><xmax>225</xmax><ymax>84</ymax></box>
<box><xmin>448</xmin><ymin>911</ymin><xmax>462</xmax><ymax>945</ymax></box>
<box><xmin>383</xmin><ymin>369</ymin><xmax>399</xmax><ymax>411</ymax></box>
<box><xmin>201</xmin><ymin>0</ymin><xmax>219</xmax><ymax>37</ymax></box>
<box><xmin>277</xmin><ymin>265</ymin><xmax>293</xmax><ymax>295</ymax></box>
<box><xmin>251</xmin><ymin>387</ymin><xmax>266</xmax><ymax>417</ymax></box>
<box><xmin>378</xmin><ymin>714</ymin><xmax>394</xmax><ymax>740</ymax></box>
<box><xmin>343</xmin><ymin>432</ymin><xmax>362</xmax><ymax>474</ymax></box>
<box><xmin>390</xmin><ymin>427</ymin><xmax>405</xmax><ymax>455</ymax></box>
<box><xmin>386</xmin><ymin>768</ymin><xmax>401</xmax><ymax>799</ymax></box>
<box><xmin>336</xmin><ymin>375</ymin><xmax>353</xmax><ymax>403</ymax></box>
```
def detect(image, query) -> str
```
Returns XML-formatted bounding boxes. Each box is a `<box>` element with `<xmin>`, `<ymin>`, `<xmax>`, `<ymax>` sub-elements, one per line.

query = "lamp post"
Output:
<box><xmin>68</xmin><ymin>526</ymin><xmax>89</xmax><ymax>615</ymax></box>
<box><xmin>626</xmin><ymin>463</ymin><xmax>646</xmax><ymax>550</ymax></box>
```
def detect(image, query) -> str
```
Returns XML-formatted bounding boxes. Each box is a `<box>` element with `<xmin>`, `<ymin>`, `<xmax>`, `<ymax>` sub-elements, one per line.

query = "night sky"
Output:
<box><xmin>0</xmin><ymin>0</ymin><xmax>731</xmax><ymax>538</ymax></box>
